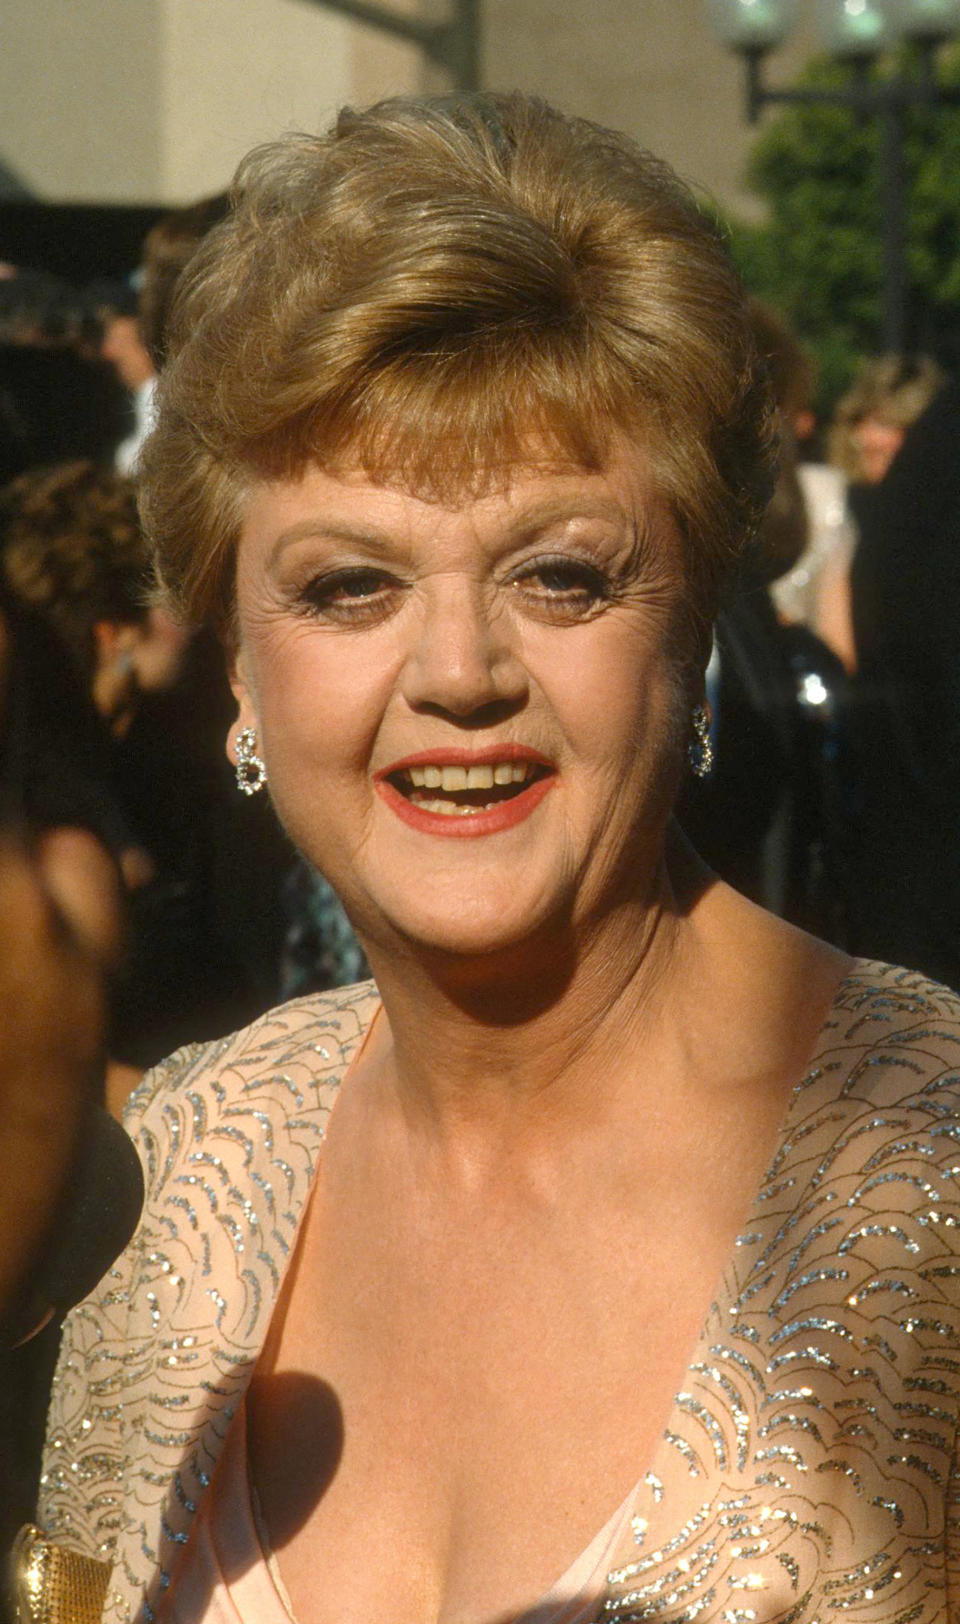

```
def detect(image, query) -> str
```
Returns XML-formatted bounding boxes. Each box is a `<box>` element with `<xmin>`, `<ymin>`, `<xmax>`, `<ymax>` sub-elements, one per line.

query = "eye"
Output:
<box><xmin>299</xmin><ymin>566</ymin><xmax>402</xmax><ymax>622</ymax></box>
<box><xmin>511</xmin><ymin>555</ymin><xmax>611</xmax><ymax>617</ymax></box>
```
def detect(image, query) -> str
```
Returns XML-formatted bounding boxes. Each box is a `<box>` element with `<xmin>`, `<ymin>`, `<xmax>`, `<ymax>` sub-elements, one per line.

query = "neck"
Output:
<box><xmin>356</xmin><ymin>834</ymin><xmax>704</xmax><ymax>1146</ymax></box>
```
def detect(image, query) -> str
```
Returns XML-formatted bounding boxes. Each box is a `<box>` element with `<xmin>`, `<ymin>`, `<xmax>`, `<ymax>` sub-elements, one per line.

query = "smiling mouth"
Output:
<box><xmin>387</xmin><ymin>760</ymin><xmax>551</xmax><ymax>817</ymax></box>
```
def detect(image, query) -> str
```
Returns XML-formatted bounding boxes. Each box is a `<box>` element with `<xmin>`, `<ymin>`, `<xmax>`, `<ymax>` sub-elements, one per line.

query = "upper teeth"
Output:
<box><xmin>406</xmin><ymin>762</ymin><xmax>534</xmax><ymax>791</ymax></box>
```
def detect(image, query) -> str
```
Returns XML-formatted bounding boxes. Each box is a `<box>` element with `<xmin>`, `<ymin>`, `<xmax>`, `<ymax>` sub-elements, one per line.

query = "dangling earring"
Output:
<box><xmin>235</xmin><ymin>726</ymin><xmax>267</xmax><ymax>795</ymax></box>
<box><xmin>688</xmin><ymin>704</ymin><xmax>713</xmax><ymax>779</ymax></box>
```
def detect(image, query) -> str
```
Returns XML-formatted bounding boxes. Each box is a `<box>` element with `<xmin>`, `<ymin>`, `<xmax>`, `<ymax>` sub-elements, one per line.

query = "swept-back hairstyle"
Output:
<box><xmin>140</xmin><ymin>92</ymin><xmax>775</xmax><ymax>644</ymax></box>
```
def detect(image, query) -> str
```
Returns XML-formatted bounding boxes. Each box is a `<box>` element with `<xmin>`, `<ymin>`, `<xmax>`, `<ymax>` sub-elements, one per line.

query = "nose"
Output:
<box><xmin>399</xmin><ymin>577</ymin><xmax>527</xmax><ymax>720</ymax></box>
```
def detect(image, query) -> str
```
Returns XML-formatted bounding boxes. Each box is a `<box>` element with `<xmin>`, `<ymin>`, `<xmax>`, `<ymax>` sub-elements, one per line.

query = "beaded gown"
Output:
<box><xmin>37</xmin><ymin>963</ymin><xmax>960</xmax><ymax>1623</ymax></box>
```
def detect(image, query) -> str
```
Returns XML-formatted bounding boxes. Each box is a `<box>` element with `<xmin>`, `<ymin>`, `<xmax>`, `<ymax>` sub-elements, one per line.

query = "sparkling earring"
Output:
<box><xmin>235</xmin><ymin>726</ymin><xmax>267</xmax><ymax>796</ymax></box>
<box><xmin>688</xmin><ymin>704</ymin><xmax>713</xmax><ymax>779</ymax></box>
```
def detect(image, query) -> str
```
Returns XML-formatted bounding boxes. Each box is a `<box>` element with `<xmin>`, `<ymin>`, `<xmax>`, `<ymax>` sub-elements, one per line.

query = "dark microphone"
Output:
<box><xmin>2</xmin><ymin>1105</ymin><xmax>144</xmax><ymax>1346</ymax></box>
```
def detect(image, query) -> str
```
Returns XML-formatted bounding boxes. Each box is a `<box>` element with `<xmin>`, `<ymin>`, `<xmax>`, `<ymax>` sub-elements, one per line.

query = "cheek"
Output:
<box><xmin>248</xmin><ymin>628</ymin><xmax>396</xmax><ymax>770</ymax></box>
<box><xmin>537</xmin><ymin>621</ymin><xmax>686</xmax><ymax>766</ymax></box>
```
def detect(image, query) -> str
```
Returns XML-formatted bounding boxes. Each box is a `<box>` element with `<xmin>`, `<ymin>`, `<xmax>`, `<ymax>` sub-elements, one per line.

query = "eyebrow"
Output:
<box><xmin>267</xmin><ymin>518</ymin><xmax>394</xmax><ymax>566</ymax></box>
<box><xmin>266</xmin><ymin>494</ymin><xmax>637</xmax><ymax>567</ymax></box>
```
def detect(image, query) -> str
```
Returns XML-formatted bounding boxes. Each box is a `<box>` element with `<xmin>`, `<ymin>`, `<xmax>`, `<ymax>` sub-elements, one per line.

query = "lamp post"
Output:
<box><xmin>707</xmin><ymin>0</ymin><xmax>960</xmax><ymax>350</ymax></box>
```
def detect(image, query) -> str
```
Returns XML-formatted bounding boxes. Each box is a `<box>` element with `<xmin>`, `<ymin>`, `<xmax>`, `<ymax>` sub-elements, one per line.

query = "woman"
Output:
<box><xmin>29</xmin><ymin>94</ymin><xmax>960</xmax><ymax>1624</ymax></box>
<box><xmin>829</xmin><ymin>354</ymin><xmax>945</xmax><ymax>488</ymax></box>
<box><xmin>0</xmin><ymin>460</ymin><xmax>285</xmax><ymax>1079</ymax></box>
<box><xmin>0</xmin><ymin>462</ymin><xmax>186</xmax><ymax>743</ymax></box>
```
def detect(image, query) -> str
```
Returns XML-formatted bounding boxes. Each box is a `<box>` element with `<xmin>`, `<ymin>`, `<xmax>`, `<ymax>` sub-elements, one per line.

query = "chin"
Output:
<box><xmin>372</xmin><ymin>903</ymin><xmax>586</xmax><ymax>1018</ymax></box>
<box><xmin>357</xmin><ymin>878</ymin><xmax>571</xmax><ymax>967</ymax></box>
<box><xmin>390</xmin><ymin>909</ymin><xmax>549</xmax><ymax>962</ymax></box>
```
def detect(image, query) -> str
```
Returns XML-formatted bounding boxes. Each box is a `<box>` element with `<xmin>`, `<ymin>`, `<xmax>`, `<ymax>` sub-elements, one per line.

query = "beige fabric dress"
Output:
<box><xmin>38</xmin><ymin>963</ymin><xmax>960</xmax><ymax>1623</ymax></box>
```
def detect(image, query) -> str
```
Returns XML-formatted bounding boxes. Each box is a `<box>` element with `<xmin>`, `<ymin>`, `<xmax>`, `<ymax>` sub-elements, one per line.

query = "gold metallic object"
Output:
<box><xmin>9</xmin><ymin>1525</ymin><xmax>110</xmax><ymax>1624</ymax></box>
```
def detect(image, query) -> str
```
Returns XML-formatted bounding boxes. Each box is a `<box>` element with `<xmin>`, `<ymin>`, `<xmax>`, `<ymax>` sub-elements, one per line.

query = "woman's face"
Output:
<box><xmin>854</xmin><ymin>415</ymin><xmax>904</xmax><ymax>484</ymax></box>
<box><xmin>230</xmin><ymin>443</ymin><xmax>691</xmax><ymax>960</ymax></box>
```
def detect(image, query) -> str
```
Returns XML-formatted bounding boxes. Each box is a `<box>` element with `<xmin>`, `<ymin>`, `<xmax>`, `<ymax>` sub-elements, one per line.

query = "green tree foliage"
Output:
<box><xmin>724</xmin><ymin>47</ymin><xmax>960</xmax><ymax>410</ymax></box>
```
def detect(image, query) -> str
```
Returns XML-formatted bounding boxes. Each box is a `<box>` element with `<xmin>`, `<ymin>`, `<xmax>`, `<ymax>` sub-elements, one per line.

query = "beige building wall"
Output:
<box><xmin>0</xmin><ymin>0</ymin><xmax>817</xmax><ymax>216</ymax></box>
<box><xmin>349</xmin><ymin>0</ymin><xmax>431</xmax><ymax>109</ymax></box>
<box><xmin>0</xmin><ymin>0</ymin><xmax>426</xmax><ymax>205</ymax></box>
<box><xmin>482</xmin><ymin>0</ymin><xmax>817</xmax><ymax>222</ymax></box>
<box><xmin>161</xmin><ymin>0</ymin><xmax>355</xmax><ymax>200</ymax></box>
<box><xmin>0</xmin><ymin>0</ymin><xmax>165</xmax><ymax>201</ymax></box>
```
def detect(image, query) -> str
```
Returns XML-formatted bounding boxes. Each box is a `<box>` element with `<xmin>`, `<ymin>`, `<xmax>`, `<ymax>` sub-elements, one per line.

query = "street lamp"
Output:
<box><xmin>815</xmin><ymin>0</ymin><xmax>894</xmax><ymax>59</ymax></box>
<box><xmin>708</xmin><ymin>0</ymin><xmax>960</xmax><ymax>349</ymax></box>
<box><xmin>707</xmin><ymin>0</ymin><xmax>802</xmax><ymax>50</ymax></box>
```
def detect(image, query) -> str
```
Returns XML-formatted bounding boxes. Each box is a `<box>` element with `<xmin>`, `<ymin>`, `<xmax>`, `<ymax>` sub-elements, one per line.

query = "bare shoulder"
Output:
<box><xmin>679</xmin><ymin>872</ymin><xmax>854</xmax><ymax>1083</ymax></box>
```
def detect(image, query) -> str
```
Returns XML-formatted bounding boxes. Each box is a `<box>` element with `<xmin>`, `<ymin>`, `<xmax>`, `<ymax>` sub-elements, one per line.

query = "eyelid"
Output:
<box><xmin>302</xmin><ymin>564</ymin><xmax>397</xmax><ymax>593</ymax></box>
<box><xmin>294</xmin><ymin>564</ymin><xmax>405</xmax><ymax>621</ymax></box>
<box><xmin>510</xmin><ymin>552</ymin><xmax>611</xmax><ymax>589</ymax></box>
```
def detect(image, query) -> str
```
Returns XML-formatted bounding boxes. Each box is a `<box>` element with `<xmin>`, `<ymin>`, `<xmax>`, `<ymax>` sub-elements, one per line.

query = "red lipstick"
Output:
<box><xmin>374</xmin><ymin>745</ymin><xmax>555</xmax><ymax>839</ymax></box>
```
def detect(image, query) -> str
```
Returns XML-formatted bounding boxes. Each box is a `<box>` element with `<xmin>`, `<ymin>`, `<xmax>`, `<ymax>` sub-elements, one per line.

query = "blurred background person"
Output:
<box><xmin>98</xmin><ymin>194</ymin><xmax>229</xmax><ymax>476</ymax></box>
<box><xmin>0</xmin><ymin>579</ymin><xmax>144</xmax><ymax>1588</ymax></box>
<box><xmin>0</xmin><ymin>270</ymin><xmax>129</xmax><ymax>486</ymax></box>
<box><xmin>0</xmin><ymin>828</ymin><xmax>120</xmax><ymax>1572</ymax></box>
<box><xmin>844</xmin><ymin>366</ymin><xmax>960</xmax><ymax>990</ymax></box>
<box><xmin>751</xmin><ymin>302</ymin><xmax>858</xmax><ymax>674</ymax></box>
<box><xmin>830</xmin><ymin>353</ymin><xmax>945</xmax><ymax>489</ymax></box>
<box><xmin>677</xmin><ymin>298</ymin><xmax>854</xmax><ymax>945</ymax></box>
<box><xmin>99</xmin><ymin>187</ymin><xmax>301</xmax><ymax>1044</ymax></box>
<box><xmin>0</xmin><ymin>459</ymin><xmax>283</xmax><ymax>1082</ymax></box>
<box><xmin>98</xmin><ymin>287</ymin><xmax>156</xmax><ymax>477</ymax></box>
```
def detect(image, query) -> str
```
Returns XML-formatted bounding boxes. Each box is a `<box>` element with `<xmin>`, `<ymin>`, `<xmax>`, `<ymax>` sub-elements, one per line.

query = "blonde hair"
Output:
<box><xmin>829</xmin><ymin>354</ymin><xmax>945</xmax><ymax>480</ymax></box>
<box><xmin>140</xmin><ymin>93</ymin><xmax>776</xmax><ymax>646</ymax></box>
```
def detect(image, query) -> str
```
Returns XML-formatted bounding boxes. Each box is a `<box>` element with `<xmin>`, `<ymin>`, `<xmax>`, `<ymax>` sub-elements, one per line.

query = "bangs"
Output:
<box><xmin>240</xmin><ymin>330</ymin><xmax>636</xmax><ymax>502</ymax></box>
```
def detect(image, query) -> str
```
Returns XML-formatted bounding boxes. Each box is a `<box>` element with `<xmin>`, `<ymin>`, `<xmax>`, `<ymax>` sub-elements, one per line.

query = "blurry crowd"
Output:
<box><xmin>681</xmin><ymin>309</ymin><xmax>959</xmax><ymax>992</ymax></box>
<box><xmin>0</xmin><ymin>200</ymin><xmax>373</xmax><ymax>1088</ymax></box>
<box><xmin>0</xmin><ymin>192</ymin><xmax>957</xmax><ymax>1552</ymax></box>
<box><xmin>0</xmin><ymin>199</ymin><xmax>365</xmax><ymax>1559</ymax></box>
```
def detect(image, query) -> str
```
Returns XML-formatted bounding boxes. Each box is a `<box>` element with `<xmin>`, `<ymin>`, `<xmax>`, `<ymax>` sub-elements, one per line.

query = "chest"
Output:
<box><xmin>244</xmin><ymin>1134</ymin><xmax>766</xmax><ymax>1624</ymax></box>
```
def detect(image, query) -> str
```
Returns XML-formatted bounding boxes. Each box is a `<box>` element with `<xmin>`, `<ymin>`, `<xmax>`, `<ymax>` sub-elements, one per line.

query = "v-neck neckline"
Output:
<box><xmin>608</xmin><ymin>958</ymin><xmax>861</xmax><ymax>1559</ymax></box>
<box><xmin>249</xmin><ymin>962</ymin><xmax>860</xmax><ymax>1624</ymax></box>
